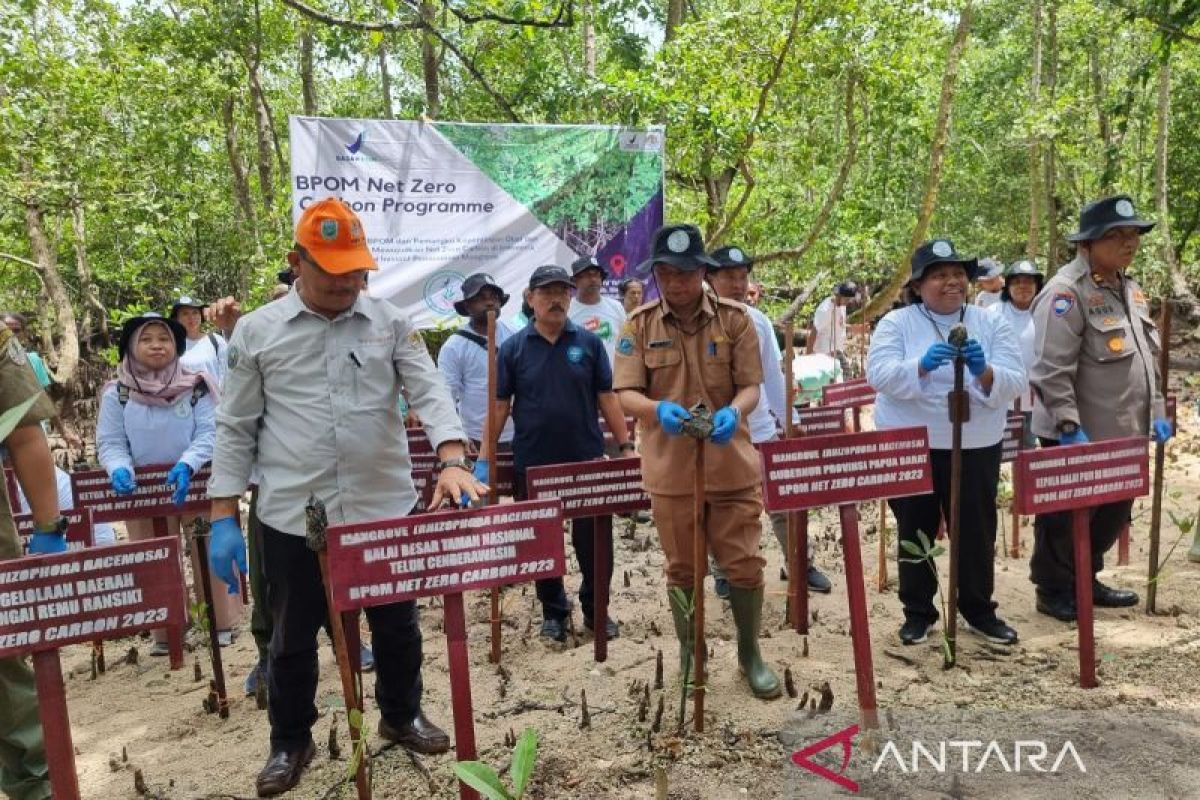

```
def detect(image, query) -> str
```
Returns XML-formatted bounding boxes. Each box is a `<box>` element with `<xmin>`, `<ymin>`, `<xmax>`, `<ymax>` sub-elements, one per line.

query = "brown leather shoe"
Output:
<box><xmin>379</xmin><ymin>712</ymin><xmax>451</xmax><ymax>755</ymax></box>
<box><xmin>256</xmin><ymin>741</ymin><xmax>315</xmax><ymax>797</ymax></box>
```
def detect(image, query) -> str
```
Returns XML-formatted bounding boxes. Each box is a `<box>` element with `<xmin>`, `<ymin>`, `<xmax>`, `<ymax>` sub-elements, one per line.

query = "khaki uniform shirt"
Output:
<box><xmin>613</xmin><ymin>291</ymin><xmax>763</xmax><ymax>496</ymax></box>
<box><xmin>1030</xmin><ymin>254</ymin><xmax>1164</xmax><ymax>441</ymax></box>
<box><xmin>0</xmin><ymin>328</ymin><xmax>55</xmax><ymax>559</ymax></box>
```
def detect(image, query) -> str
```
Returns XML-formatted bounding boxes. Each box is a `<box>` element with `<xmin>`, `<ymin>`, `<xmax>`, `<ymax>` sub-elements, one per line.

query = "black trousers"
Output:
<box><xmin>262</xmin><ymin>523</ymin><xmax>423</xmax><ymax>751</ymax></box>
<box><xmin>515</xmin><ymin>467</ymin><xmax>612</xmax><ymax>623</ymax></box>
<box><xmin>1030</xmin><ymin>438</ymin><xmax>1132</xmax><ymax>596</ymax></box>
<box><xmin>888</xmin><ymin>443</ymin><xmax>1002</xmax><ymax>626</ymax></box>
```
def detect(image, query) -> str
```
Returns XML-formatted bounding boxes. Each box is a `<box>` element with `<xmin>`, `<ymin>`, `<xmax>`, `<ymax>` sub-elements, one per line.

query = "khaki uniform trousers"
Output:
<box><xmin>650</xmin><ymin>487</ymin><xmax>766</xmax><ymax>589</ymax></box>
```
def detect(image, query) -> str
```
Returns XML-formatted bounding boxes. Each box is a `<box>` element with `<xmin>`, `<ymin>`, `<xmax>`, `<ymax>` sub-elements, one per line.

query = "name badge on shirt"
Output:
<box><xmin>648</xmin><ymin>339</ymin><xmax>673</xmax><ymax>349</ymax></box>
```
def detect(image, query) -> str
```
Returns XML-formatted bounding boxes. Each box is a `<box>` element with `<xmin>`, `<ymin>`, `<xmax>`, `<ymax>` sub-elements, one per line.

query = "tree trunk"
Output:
<box><xmin>249</xmin><ymin>63</ymin><xmax>276</xmax><ymax>213</ymax></box>
<box><xmin>23</xmin><ymin>191</ymin><xmax>79</xmax><ymax>387</ymax></box>
<box><xmin>222</xmin><ymin>93</ymin><xmax>260</xmax><ymax>266</ymax></box>
<box><xmin>1090</xmin><ymin>43</ymin><xmax>1118</xmax><ymax>194</ymax></box>
<box><xmin>1027</xmin><ymin>0</ymin><xmax>1043</xmax><ymax>260</ymax></box>
<box><xmin>582</xmin><ymin>0</ymin><xmax>596</xmax><ymax>78</ymax></box>
<box><xmin>666</xmin><ymin>0</ymin><xmax>685</xmax><ymax>43</ymax></box>
<box><xmin>300</xmin><ymin>24</ymin><xmax>318</xmax><ymax>115</ymax></box>
<box><xmin>1044</xmin><ymin>0</ymin><xmax>1061</xmax><ymax>269</ymax></box>
<box><xmin>379</xmin><ymin>37</ymin><xmax>394</xmax><ymax>117</ymax></box>
<box><xmin>68</xmin><ymin>197</ymin><xmax>109</xmax><ymax>350</ymax></box>
<box><xmin>1153</xmin><ymin>55</ymin><xmax>1199</xmax><ymax>318</ymax></box>
<box><xmin>420</xmin><ymin>0</ymin><xmax>440</xmax><ymax>117</ymax></box>
<box><xmin>863</xmin><ymin>4</ymin><xmax>973</xmax><ymax>319</ymax></box>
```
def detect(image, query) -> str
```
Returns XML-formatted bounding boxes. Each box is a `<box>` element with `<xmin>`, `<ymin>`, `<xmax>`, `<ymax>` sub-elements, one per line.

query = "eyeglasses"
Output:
<box><xmin>1098</xmin><ymin>228</ymin><xmax>1142</xmax><ymax>243</ymax></box>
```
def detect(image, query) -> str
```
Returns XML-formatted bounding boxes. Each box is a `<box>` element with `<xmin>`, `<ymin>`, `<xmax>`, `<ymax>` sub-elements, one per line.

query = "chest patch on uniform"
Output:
<box><xmin>616</xmin><ymin>335</ymin><xmax>634</xmax><ymax>356</ymax></box>
<box><xmin>1107</xmin><ymin>336</ymin><xmax>1125</xmax><ymax>353</ymax></box>
<box><xmin>1102</xmin><ymin>316</ymin><xmax>1118</xmax><ymax>326</ymax></box>
<box><xmin>1051</xmin><ymin>293</ymin><xmax>1074</xmax><ymax>317</ymax></box>
<box><xmin>1087</xmin><ymin>292</ymin><xmax>1106</xmax><ymax>306</ymax></box>
<box><xmin>648</xmin><ymin>339</ymin><xmax>673</xmax><ymax>349</ymax></box>
<box><xmin>566</xmin><ymin>345</ymin><xmax>585</xmax><ymax>364</ymax></box>
<box><xmin>226</xmin><ymin>345</ymin><xmax>241</xmax><ymax>369</ymax></box>
<box><xmin>1088</xmin><ymin>304</ymin><xmax>1115</xmax><ymax>316</ymax></box>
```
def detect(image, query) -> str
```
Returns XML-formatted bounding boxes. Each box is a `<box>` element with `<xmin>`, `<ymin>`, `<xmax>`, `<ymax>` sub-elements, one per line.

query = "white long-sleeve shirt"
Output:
<box><xmin>811</xmin><ymin>297</ymin><xmax>847</xmax><ymax>355</ymax></box>
<box><xmin>208</xmin><ymin>289</ymin><xmax>466</xmax><ymax>537</ymax></box>
<box><xmin>181</xmin><ymin>333</ymin><xmax>228</xmax><ymax>386</ymax></box>
<box><xmin>988</xmin><ymin>300</ymin><xmax>1036</xmax><ymax>411</ymax></box>
<box><xmin>437</xmin><ymin>322</ymin><xmax>516</xmax><ymax>443</ymax></box>
<box><xmin>746</xmin><ymin>306</ymin><xmax>787</xmax><ymax>443</ymax></box>
<box><xmin>96</xmin><ymin>383</ymin><xmax>216</xmax><ymax>476</ymax></box>
<box><xmin>866</xmin><ymin>303</ymin><xmax>1025</xmax><ymax>449</ymax></box>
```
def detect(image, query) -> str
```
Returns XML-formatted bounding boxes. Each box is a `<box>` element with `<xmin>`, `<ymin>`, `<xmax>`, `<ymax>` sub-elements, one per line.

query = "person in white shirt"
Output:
<box><xmin>867</xmin><ymin>239</ymin><xmax>1025</xmax><ymax>648</ymax></box>
<box><xmin>704</xmin><ymin>245</ymin><xmax>833</xmax><ymax>597</ymax></box>
<box><xmin>568</xmin><ymin>255</ymin><xmax>627</xmax><ymax>366</ymax></box>
<box><xmin>438</xmin><ymin>273</ymin><xmax>516</xmax><ymax>448</ymax></box>
<box><xmin>987</xmin><ymin>259</ymin><xmax>1043</xmax><ymax>444</ymax></box>
<box><xmin>171</xmin><ymin>296</ymin><xmax>229</xmax><ymax>385</ymax></box>
<box><xmin>807</xmin><ymin>281</ymin><xmax>858</xmax><ymax>364</ymax></box>
<box><xmin>973</xmin><ymin>258</ymin><xmax>1005</xmax><ymax>308</ymax></box>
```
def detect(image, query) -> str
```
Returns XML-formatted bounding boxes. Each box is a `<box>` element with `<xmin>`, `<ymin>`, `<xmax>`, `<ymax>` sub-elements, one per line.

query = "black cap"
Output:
<box><xmin>977</xmin><ymin>258</ymin><xmax>1004</xmax><ymax>279</ymax></box>
<box><xmin>707</xmin><ymin>245</ymin><xmax>754</xmax><ymax>270</ymax></box>
<box><xmin>118</xmin><ymin>313</ymin><xmax>187</xmax><ymax>361</ymax></box>
<box><xmin>835</xmin><ymin>281</ymin><xmax>858</xmax><ymax>298</ymax></box>
<box><xmin>910</xmin><ymin>239</ymin><xmax>978</xmax><ymax>283</ymax></box>
<box><xmin>1005</xmin><ymin>259</ymin><xmax>1043</xmax><ymax>279</ymax></box>
<box><xmin>528</xmin><ymin>265</ymin><xmax>575</xmax><ymax>290</ymax></box>
<box><xmin>570</xmin><ymin>255</ymin><xmax>606</xmax><ymax>278</ymax></box>
<box><xmin>636</xmin><ymin>224</ymin><xmax>719</xmax><ymax>274</ymax></box>
<box><xmin>1066</xmin><ymin>194</ymin><xmax>1155</xmax><ymax>242</ymax></box>
<box><xmin>168</xmin><ymin>295</ymin><xmax>207</xmax><ymax>319</ymax></box>
<box><xmin>454</xmin><ymin>273</ymin><xmax>509</xmax><ymax>316</ymax></box>
<box><xmin>276</xmin><ymin>269</ymin><xmax>295</xmax><ymax>286</ymax></box>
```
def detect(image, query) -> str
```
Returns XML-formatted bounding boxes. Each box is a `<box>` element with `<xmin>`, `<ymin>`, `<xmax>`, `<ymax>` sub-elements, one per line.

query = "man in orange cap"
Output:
<box><xmin>207</xmin><ymin>197</ymin><xmax>481</xmax><ymax>797</ymax></box>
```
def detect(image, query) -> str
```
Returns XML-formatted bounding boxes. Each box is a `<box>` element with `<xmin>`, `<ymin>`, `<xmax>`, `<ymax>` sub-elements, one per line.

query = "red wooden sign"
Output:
<box><xmin>821</xmin><ymin>378</ymin><xmax>876</xmax><ymax>409</ymax></box>
<box><xmin>759</xmin><ymin>427</ymin><xmax>933</xmax><ymax>513</ymax></box>
<box><xmin>525</xmin><ymin>457</ymin><xmax>649</xmax><ymax>519</ymax></box>
<box><xmin>1014</xmin><ymin>437</ymin><xmax>1150</xmax><ymax>516</ymax></box>
<box><xmin>407</xmin><ymin>427</ymin><xmax>434</xmax><ymax>454</ymax></box>
<box><xmin>14</xmin><ymin>509</ymin><xmax>95</xmax><ymax>553</ymax></box>
<box><xmin>0</xmin><ymin>538</ymin><xmax>186</xmax><ymax>659</ymax></box>
<box><xmin>1002</xmin><ymin>413</ymin><xmax>1026</xmax><ymax>464</ymax></box>
<box><xmin>70</xmin><ymin>464</ymin><xmax>211</xmax><ymax>523</ymax></box>
<box><xmin>795</xmin><ymin>406</ymin><xmax>847</xmax><ymax>436</ymax></box>
<box><xmin>325</xmin><ymin>499</ymin><xmax>566</xmax><ymax>611</ymax></box>
<box><xmin>412</xmin><ymin>469</ymin><xmax>435</xmax><ymax>508</ymax></box>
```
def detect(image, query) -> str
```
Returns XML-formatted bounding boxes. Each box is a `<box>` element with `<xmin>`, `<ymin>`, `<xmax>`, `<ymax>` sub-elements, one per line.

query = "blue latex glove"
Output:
<box><xmin>28</xmin><ymin>532</ymin><xmax>68</xmax><ymax>555</ymax></box>
<box><xmin>209</xmin><ymin>516</ymin><xmax>247</xmax><ymax>595</ymax></box>
<box><xmin>461</xmin><ymin>458</ymin><xmax>491</xmax><ymax>507</ymax></box>
<box><xmin>166</xmin><ymin>462</ymin><xmax>192</xmax><ymax>507</ymax></box>
<box><xmin>918</xmin><ymin>343</ymin><xmax>958</xmax><ymax>374</ymax></box>
<box><xmin>111</xmin><ymin>467</ymin><xmax>137</xmax><ymax>496</ymax></box>
<box><xmin>656</xmin><ymin>401</ymin><xmax>691</xmax><ymax>436</ymax></box>
<box><xmin>710</xmin><ymin>407</ymin><xmax>739</xmax><ymax>445</ymax></box>
<box><xmin>1152</xmin><ymin>417</ymin><xmax>1174</xmax><ymax>444</ymax></box>
<box><xmin>1059</xmin><ymin>427</ymin><xmax>1089</xmax><ymax>445</ymax></box>
<box><xmin>960</xmin><ymin>339</ymin><xmax>988</xmax><ymax>377</ymax></box>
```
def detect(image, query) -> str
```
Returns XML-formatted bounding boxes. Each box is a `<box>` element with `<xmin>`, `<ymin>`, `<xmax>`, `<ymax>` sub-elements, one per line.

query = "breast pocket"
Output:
<box><xmin>348</xmin><ymin>342</ymin><xmax>399</xmax><ymax>408</ymax></box>
<box><xmin>645</xmin><ymin>347</ymin><xmax>682</xmax><ymax>398</ymax></box>
<box><xmin>702</xmin><ymin>340</ymin><xmax>734</xmax><ymax>398</ymax></box>
<box><xmin>1137</xmin><ymin>309</ymin><xmax>1161</xmax><ymax>355</ymax></box>
<box><xmin>1084</xmin><ymin>315</ymin><xmax>1135</xmax><ymax>364</ymax></box>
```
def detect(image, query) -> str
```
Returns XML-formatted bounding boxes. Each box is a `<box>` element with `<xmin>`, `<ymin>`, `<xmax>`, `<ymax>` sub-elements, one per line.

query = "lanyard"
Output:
<box><xmin>917</xmin><ymin>304</ymin><xmax>966</xmax><ymax>342</ymax></box>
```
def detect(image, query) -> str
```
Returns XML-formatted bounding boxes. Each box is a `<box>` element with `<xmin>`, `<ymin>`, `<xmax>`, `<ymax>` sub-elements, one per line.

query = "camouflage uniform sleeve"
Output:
<box><xmin>0</xmin><ymin>329</ymin><xmax>55</xmax><ymax>431</ymax></box>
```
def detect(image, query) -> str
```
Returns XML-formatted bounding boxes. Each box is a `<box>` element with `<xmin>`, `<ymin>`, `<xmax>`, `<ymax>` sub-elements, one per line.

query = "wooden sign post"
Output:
<box><xmin>1002</xmin><ymin>413</ymin><xmax>1026</xmax><ymax>559</ymax></box>
<box><xmin>527</xmin><ymin>457</ymin><xmax>649</xmax><ymax>662</ymax></box>
<box><xmin>1014</xmin><ymin>438</ymin><xmax>1150</xmax><ymax>688</ymax></box>
<box><xmin>782</xmin><ymin>323</ymin><xmax>806</xmax><ymax>637</ymax></box>
<box><xmin>1147</xmin><ymin>394</ymin><xmax>1177</xmax><ymax>612</ymax></box>
<box><xmin>821</xmin><ymin>378</ymin><xmax>876</xmax><ymax>434</ymax></box>
<box><xmin>71</xmin><ymin>464</ymin><xmax>212</xmax><ymax>672</ymax></box>
<box><xmin>760</xmin><ymin>427</ymin><xmax>933</xmax><ymax>730</ymax></box>
<box><xmin>325</xmin><ymin>499</ymin><xmax>566</xmax><ymax>800</ymax></box>
<box><xmin>0</xmin><ymin>538</ymin><xmax>186</xmax><ymax>800</ymax></box>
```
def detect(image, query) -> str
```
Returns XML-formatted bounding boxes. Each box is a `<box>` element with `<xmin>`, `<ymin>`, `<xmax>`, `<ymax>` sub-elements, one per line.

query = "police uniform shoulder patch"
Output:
<box><xmin>616</xmin><ymin>334</ymin><xmax>635</xmax><ymax>357</ymax></box>
<box><xmin>226</xmin><ymin>345</ymin><xmax>241</xmax><ymax>369</ymax></box>
<box><xmin>1051</xmin><ymin>292</ymin><xmax>1075</xmax><ymax>317</ymax></box>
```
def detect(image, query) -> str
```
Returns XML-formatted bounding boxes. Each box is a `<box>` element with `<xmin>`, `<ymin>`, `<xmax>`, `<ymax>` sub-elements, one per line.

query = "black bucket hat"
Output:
<box><xmin>637</xmin><ymin>224</ymin><xmax>719</xmax><ymax>274</ymax></box>
<box><xmin>118</xmin><ymin>313</ymin><xmax>187</xmax><ymax>362</ymax></box>
<box><xmin>453</xmin><ymin>273</ymin><xmax>509</xmax><ymax>316</ymax></box>
<box><xmin>707</xmin><ymin>245</ymin><xmax>754</xmax><ymax>271</ymax></box>
<box><xmin>1066</xmin><ymin>194</ymin><xmax>1155</xmax><ymax>243</ymax></box>
<box><xmin>835</xmin><ymin>281</ymin><xmax>859</xmax><ymax>298</ymax></box>
<box><xmin>570</xmin><ymin>255</ymin><xmax>607</xmax><ymax>278</ymax></box>
<box><xmin>909</xmin><ymin>239</ymin><xmax>978</xmax><ymax>283</ymax></box>
<box><xmin>1001</xmin><ymin>259</ymin><xmax>1044</xmax><ymax>302</ymax></box>
<box><xmin>168</xmin><ymin>295</ymin><xmax>207</xmax><ymax>319</ymax></box>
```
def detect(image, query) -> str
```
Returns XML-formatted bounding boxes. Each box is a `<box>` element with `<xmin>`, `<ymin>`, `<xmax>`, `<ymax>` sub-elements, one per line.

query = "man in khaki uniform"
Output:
<box><xmin>614</xmin><ymin>223</ymin><xmax>780</xmax><ymax>700</ymax></box>
<box><xmin>0</xmin><ymin>327</ymin><xmax>63</xmax><ymax>800</ymax></box>
<box><xmin>1029</xmin><ymin>194</ymin><xmax>1171</xmax><ymax>622</ymax></box>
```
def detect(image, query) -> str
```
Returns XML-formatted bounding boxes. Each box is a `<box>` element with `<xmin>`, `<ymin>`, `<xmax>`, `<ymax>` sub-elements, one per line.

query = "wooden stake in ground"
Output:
<box><xmin>680</xmin><ymin>404</ymin><xmax>714</xmax><ymax>733</ymax></box>
<box><xmin>876</xmin><ymin>499</ymin><xmax>888</xmax><ymax>592</ymax></box>
<box><xmin>485</xmin><ymin>310</ymin><xmax>504</xmax><ymax>665</ymax></box>
<box><xmin>944</xmin><ymin>324</ymin><xmax>970</xmax><ymax>669</ymax></box>
<box><xmin>1147</xmin><ymin>300</ymin><xmax>1173</xmax><ymax>613</ymax></box>
<box><xmin>152</xmin><ymin>516</ymin><xmax>185</xmax><ymax>670</ymax></box>
<box><xmin>782</xmin><ymin>322</ymin><xmax>807</xmax><ymax>635</ymax></box>
<box><xmin>305</xmin><ymin>496</ymin><xmax>370</xmax><ymax>800</ymax></box>
<box><xmin>191</xmin><ymin>518</ymin><xmax>229</xmax><ymax>719</ymax></box>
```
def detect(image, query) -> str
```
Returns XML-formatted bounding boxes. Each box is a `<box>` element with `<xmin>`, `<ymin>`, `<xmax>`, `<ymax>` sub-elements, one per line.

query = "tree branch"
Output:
<box><xmin>446</xmin><ymin>0</ymin><xmax>574</xmax><ymax>28</ymax></box>
<box><xmin>280</xmin><ymin>0</ymin><xmax>423</xmax><ymax>31</ymax></box>
<box><xmin>0</xmin><ymin>251</ymin><xmax>39</xmax><ymax>269</ymax></box>
<box><xmin>773</xmin><ymin>272</ymin><xmax>827</xmax><ymax>327</ymax></box>
<box><xmin>753</xmin><ymin>73</ymin><xmax>859</xmax><ymax>265</ymax></box>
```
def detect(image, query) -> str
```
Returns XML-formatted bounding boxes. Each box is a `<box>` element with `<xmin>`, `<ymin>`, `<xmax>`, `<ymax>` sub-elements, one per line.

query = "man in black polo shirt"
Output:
<box><xmin>482</xmin><ymin>265</ymin><xmax>635</xmax><ymax>643</ymax></box>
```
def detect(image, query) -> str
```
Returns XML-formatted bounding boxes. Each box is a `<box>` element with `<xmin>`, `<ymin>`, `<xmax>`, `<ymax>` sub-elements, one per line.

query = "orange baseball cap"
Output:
<box><xmin>295</xmin><ymin>197</ymin><xmax>378</xmax><ymax>275</ymax></box>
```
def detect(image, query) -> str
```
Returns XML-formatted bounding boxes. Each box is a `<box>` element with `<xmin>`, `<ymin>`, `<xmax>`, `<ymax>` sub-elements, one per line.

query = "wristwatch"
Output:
<box><xmin>33</xmin><ymin>516</ymin><xmax>69</xmax><ymax>535</ymax></box>
<box><xmin>1057</xmin><ymin>421</ymin><xmax>1079</xmax><ymax>435</ymax></box>
<box><xmin>437</xmin><ymin>456</ymin><xmax>474</xmax><ymax>473</ymax></box>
